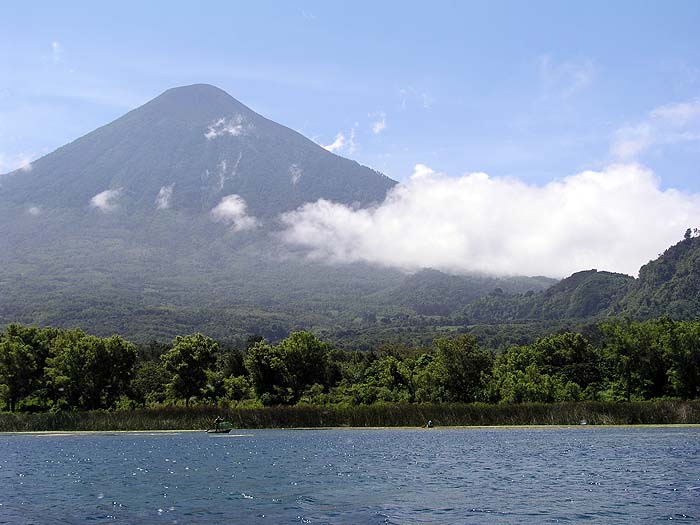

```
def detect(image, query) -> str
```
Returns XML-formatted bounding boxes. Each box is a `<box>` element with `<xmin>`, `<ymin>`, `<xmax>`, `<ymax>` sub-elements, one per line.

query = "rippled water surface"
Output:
<box><xmin>1</xmin><ymin>427</ymin><xmax>699</xmax><ymax>524</ymax></box>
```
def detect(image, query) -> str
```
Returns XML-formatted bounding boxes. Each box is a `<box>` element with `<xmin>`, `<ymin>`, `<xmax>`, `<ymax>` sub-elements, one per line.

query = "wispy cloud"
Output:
<box><xmin>51</xmin><ymin>41</ymin><xmax>63</xmax><ymax>64</ymax></box>
<box><xmin>610</xmin><ymin>124</ymin><xmax>654</xmax><ymax>159</ymax></box>
<box><xmin>611</xmin><ymin>100</ymin><xmax>700</xmax><ymax>159</ymax></box>
<box><xmin>323</xmin><ymin>128</ymin><xmax>356</xmax><ymax>155</ymax></box>
<box><xmin>19</xmin><ymin>158</ymin><xmax>33</xmax><ymax>172</ymax></box>
<box><xmin>0</xmin><ymin>152</ymin><xmax>34</xmax><ymax>175</ymax></box>
<box><xmin>27</xmin><ymin>206</ymin><xmax>41</xmax><ymax>216</ymax></box>
<box><xmin>538</xmin><ymin>55</ymin><xmax>596</xmax><ymax>98</ymax></box>
<box><xmin>90</xmin><ymin>188</ymin><xmax>122</xmax><ymax>212</ymax></box>
<box><xmin>280</xmin><ymin>163</ymin><xmax>700</xmax><ymax>278</ymax></box>
<box><xmin>205</xmin><ymin>115</ymin><xmax>249</xmax><ymax>140</ymax></box>
<box><xmin>399</xmin><ymin>87</ymin><xmax>434</xmax><ymax>110</ymax></box>
<box><xmin>211</xmin><ymin>194</ymin><xmax>259</xmax><ymax>231</ymax></box>
<box><xmin>216</xmin><ymin>152</ymin><xmax>243</xmax><ymax>191</ymax></box>
<box><xmin>155</xmin><ymin>184</ymin><xmax>174</xmax><ymax>210</ymax></box>
<box><xmin>289</xmin><ymin>164</ymin><xmax>303</xmax><ymax>185</ymax></box>
<box><xmin>650</xmin><ymin>101</ymin><xmax>700</xmax><ymax>126</ymax></box>
<box><xmin>370</xmin><ymin>112</ymin><xmax>387</xmax><ymax>134</ymax></box>
<box><xmin>323</xmin><ymin>132</ymin><xmax>346</xmax><ymax>153</ymax></box>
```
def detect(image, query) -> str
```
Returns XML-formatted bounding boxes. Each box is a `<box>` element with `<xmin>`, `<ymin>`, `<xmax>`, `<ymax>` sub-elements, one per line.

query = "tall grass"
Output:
<box><xmin>1</xmin><ymin>401</ymin><xmax>699</xmax><ymax>432</ymax></box>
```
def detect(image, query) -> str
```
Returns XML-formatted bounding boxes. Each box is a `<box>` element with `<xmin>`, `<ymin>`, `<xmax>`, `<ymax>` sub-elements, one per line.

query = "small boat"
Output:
<box><xmin>207</xmin><ymin>419</ymin><xmax>233</xmax><ymax>433</ymax></box>
<box><xmin>206</xmin><ymin>427</ymin><xmax>232</xmax><ymax>434</ymax></box>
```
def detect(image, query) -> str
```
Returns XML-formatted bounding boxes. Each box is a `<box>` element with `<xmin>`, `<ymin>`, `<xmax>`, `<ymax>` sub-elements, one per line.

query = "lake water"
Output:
<box><xmin>1</xmin><ymin>427</ymin><xmax>699</xmax><ymax>524</ymax></box>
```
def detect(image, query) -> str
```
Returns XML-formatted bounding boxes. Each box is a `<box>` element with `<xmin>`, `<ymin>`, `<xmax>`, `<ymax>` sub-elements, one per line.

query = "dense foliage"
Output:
<box><xmin>2</xmin><ymin>317</ymin><xmax>700</xmax><ymax>413</ymax></box>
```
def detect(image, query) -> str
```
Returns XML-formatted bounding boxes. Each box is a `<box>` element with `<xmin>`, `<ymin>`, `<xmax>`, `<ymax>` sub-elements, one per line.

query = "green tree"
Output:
<box><xmin>434</xmin><ymin>335</ymin><xmax>493</xmax><ymax>402</ymax></box>
<box><xmin>490</xmin><ymin>334</ymin><xmax>596</xmax><ymax>403</ymax></box>
<box><xmin>244</xmin><ymin>332</ymin><xmax>336</xmax><ymax>405</ymax></box>
<box><xmin>600</xmin><ymin>320</ymin><xmax>669</xmax><ymax>400</ymax></box>
<box><xmin>45</xmin><ymin>332</ymin><xmax>137</xmax><ymax>410</ymax></box>
<box><xmin>412</xmin><ymin>353</ymin><xmax>448</xmax><ymax>403</ymax></box>
<box><xmin>244</xmin><ymin>340</ymin><xmax>291</xmax><ymax>405</ymax></box>
<box><xmin>660</xmin><ymin>319</ymin><xmax>700</xmax><ymax>399</ymax></box>
<box><xmin>0</xmin><ymin>336</ymin><xmax>37</xmax><ymax>411</ymax></box>
<box><xmin>362</xmin><ymin>355</ymin><xmax>412</xmax><ymax>402</ymax></box>
<box><xmin>277</xmin><ymin>331</ymin><xmax>332</xmax><ymax>402</ymax></box>
<box><xmin>529</xmin><ymin>333</ymin><xmax>601</xmax><ymax>391</ymax></box>
<box><xmin>161</xmin><ymin>333</ymin><xmax>217</xmax><ymax>406</ymax></box>
<box><xmin>131</xmin><ymin>360</ymin><xmax>170</xmax><ymax>406</ymax></box>
<box><xmin>223</xmin><ymin>375</ymin><xmax>253</xmax><ymax>402</ymax></box>
<box><xmin>2</xmin><ymin>324</ymin><xmax>63</xmax><ymax>407</ymax></box>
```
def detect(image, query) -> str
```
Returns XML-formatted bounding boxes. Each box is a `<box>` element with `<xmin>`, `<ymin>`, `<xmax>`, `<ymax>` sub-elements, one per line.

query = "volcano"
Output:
<box><xmin>0</xmin><ymin>83</ymin><xmax>394</xmax><ymax>217</ymax></box>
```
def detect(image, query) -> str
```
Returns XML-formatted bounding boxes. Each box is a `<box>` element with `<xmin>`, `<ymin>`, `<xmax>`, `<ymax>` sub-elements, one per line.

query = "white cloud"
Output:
<box><xmin>289</xmin><ymin>164</ymin><xmax>303</xmax><ymax>185</ymax></box>
<box><xmin>155</xmin><ymin>184</ymin><xmax>174</xmax><ymax>210</ymax></box>
<box><xmin>347</xmin><ymin>128</ymin><xmax>357</xmax><ymax>153</ymax></box>
<box><xmin>323</xmin><ymin>132</ymin><xmax>346</xmax><ymax>153</ymax></box>
<box><xmin>19</xmin><ymin>158</ymin><xmax>32</xmax><ymax>172</ymax></box>
<box><xmin>213</xmin><ymin>152</ymin><xmax>243</xmax><ymax>191</ymax></box>
<box><xmin>218</xmin><ymin>160</ymin><xmax>227</xmax><ymax>190</ymax></box>
<box><xmin>27</xmin><ymin>206</ymin><xmax>41</xmax><ymax>216</ymax></box>
<box><xmin>280</xmin><ymin>163</ymin><xmax>700</xmax><ymax>278</ymax></box>
<box><xmin>610</xmin><ymin>124</ymin><xmax>654</xmax><ymax>159</ymax></box>
<box><xmin>611</xmin><ymin>99</ymin><xmax>700</xmax><ymax>159</ymax></box>
<box><xmin>323</xmin><ymin>128</ymin><xmax>356</xmax><ymax>155</ymax></box>
<box><xmin>205</xmin><ymin>115</ymin><xmax>249</xmax><ymax>140</ymax></box>
<box><xmin>371</xmin><ymin>112</ymin><xmax>387</xmax><ymax>134</ymax></box>
<box><xmin>538</xmin><ymin>55</ymin><xmax>595</xmax><ymax>98</ymax></box>
<box><xmin>650</xmin><ymin>100</ymin><xmax>700</xmax><ymax>127</ymax></box>
<box><xmin>0</xmin><ymin>153</ymin><xmax>34</xmax><ymax>174</ymax></box>
<box><xmin>90</xmin><ymin>188</ymin><xmax>122</xmax><ymax>212</ymax></box>
<box><xmin>211</xmin><ymin>194</ymin><xmax>259</xmax><ymax>231</ymax></box>
<box><xmin>51</xmin><ymin>41</ymin><xmax>63</xmax><ymax>64</ymax></box>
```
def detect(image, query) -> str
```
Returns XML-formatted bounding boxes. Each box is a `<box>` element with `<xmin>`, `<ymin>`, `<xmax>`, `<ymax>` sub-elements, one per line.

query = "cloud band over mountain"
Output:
<box><xmin>280</xmin><ymin>163</ymin><xmax>700</xmax><ymax>277</ymax></box>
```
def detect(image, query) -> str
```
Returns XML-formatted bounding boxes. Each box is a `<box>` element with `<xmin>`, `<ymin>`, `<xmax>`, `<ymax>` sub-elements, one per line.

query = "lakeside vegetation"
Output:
<box><xmin>2</xmin><ymin>401</ymin><xmax>700</xmax><ymax>432</ymax></box>
<box><xmin>1</xmin><ymin>316</ymin><xmax>700</xmax><ymax>430</ymax></box>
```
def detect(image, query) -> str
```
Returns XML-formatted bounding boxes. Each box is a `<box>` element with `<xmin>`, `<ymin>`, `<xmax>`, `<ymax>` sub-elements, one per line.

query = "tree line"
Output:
<box><xmin>1</xmin><ymin>317</ymin><xmax>699</xmax><ymax>412</ymax></box>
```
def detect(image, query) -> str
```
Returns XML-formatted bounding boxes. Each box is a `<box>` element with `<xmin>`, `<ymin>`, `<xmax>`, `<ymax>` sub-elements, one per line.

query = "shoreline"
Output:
<box><xmin>2</xmin><ymin>400</ymin><xmax>699</xmax><ymax>432</ymax></box>
<box><xmin>3</xmin><ymin>423</ymin><xmax>700</xmax><ymax>435</ymax></box>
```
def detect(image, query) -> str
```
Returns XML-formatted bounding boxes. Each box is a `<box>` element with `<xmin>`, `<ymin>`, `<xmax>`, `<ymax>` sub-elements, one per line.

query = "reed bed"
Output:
<box><xmin>1</xmin><ymin>401</ymin><xmax>699</xmax><ymax>432</ymax></box>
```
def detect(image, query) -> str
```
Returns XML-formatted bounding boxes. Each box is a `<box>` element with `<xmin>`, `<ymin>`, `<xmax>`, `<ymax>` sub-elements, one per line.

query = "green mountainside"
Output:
<box><xmin>0</xmin><ymin>84</ymin><xmax>698</xmax><ymax>348</ymax></box>
<box><xmin>464</xmin><ymin>269</ymin><xmax>635</xmax><ymax>324</ymax></box>
<box><xmin>460</xmin><ymin>234</ymin><xmax>700</xmax><ymax>334</ymax></box>
<box><xmin>378</xmin><ymin>269</ymin><xmax>555</xmax><ymax>316</ymax></box>
<box><xmin>616</xmin><ymin>234</ymin><xmax>700</xmax><ymax>319</ymax></box>
<box><xmin>0</xmin><ymin>84</ymin><xmax>550</xmax><ymax>344</ymax></box>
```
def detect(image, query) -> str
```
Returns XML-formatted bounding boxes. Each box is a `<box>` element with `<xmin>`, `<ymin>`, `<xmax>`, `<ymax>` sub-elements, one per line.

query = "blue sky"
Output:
<box><xmin>1</xmin><ymin>0</ymin><xmax>699</xmax><ymax>191</ymax></box>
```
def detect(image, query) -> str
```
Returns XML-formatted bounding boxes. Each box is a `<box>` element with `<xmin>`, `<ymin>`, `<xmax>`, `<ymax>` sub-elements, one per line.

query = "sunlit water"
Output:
<box><xmin>1</xmin><ymin>427</ymin><xmax>699</xmax><ymax>524</ymax></box>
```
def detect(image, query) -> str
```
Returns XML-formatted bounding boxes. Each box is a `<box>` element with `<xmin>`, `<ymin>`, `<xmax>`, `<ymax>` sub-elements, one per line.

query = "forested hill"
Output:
<box><xmin>616</xmin><ymin>232</ymin><xmax>700</xmax><ymax>319</ymax></box>
<box><xmin>378</xmin><ymin>269</ymin><xmax>556</xmax><ymax>316</ymax></box>
<box><xmin>462</xmin><ymin>232</ymin><xmax>700</xmax><ymax>325</ymax></box>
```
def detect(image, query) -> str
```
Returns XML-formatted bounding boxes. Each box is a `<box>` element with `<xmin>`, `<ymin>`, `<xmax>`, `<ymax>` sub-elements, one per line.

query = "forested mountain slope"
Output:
<box><xmin>616</xmin><ymin>233</ymin><xmax>700</xmax><ymax>319</ymax></box>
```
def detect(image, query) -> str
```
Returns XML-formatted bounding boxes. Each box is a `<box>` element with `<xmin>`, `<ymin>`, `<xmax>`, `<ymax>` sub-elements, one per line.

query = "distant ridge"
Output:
<box><xmin>461</xmin><ymin>234</ymin><xmax>700</xmax><ymax>324</ymax></box>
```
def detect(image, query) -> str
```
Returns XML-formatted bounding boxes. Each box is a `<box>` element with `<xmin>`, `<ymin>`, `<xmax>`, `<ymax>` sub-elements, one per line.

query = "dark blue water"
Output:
<box><xmin>1</xmin><ymin>427</ymin><xmax>699</xmax><ymax>524</ymax></box>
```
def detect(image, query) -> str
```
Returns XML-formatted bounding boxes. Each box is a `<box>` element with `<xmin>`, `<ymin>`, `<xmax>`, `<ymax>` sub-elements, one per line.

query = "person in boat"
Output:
<box><xmin>213</xmin><ymin>416</ymin><xmax>224</xmax><ymax>430</ymax></box>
